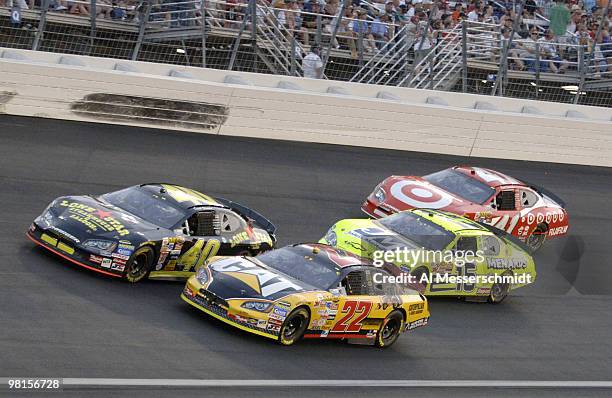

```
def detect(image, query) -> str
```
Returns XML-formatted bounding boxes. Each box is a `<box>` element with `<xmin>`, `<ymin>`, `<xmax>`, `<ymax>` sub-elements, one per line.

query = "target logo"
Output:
<box><xmin>389</xmin><ymin>180</ymin><xmax>454</xmax><ymax>209</ymax></box>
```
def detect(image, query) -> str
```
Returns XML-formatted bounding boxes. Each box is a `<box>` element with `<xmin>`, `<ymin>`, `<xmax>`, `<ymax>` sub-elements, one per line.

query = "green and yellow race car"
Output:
<box><xmin>319</xmin><ymin>209</ymin><xmax>536</xmax><ymax>303</ymax></box>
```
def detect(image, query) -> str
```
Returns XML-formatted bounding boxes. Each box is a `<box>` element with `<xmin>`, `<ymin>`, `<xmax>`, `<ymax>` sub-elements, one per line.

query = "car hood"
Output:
<box><xmin>204</xmin><ymin>256</ymin><xmax>313</xmax><ymax>301</ymax></box>
<box><xmin>41</xmin><ymin>196</ymin><xmax>167</xmax><ymax>244</ymax></box>
<box><xmin>378</xmin><ymin>175</ymin><xmax>480</xmax><ymax>213</ymax></box>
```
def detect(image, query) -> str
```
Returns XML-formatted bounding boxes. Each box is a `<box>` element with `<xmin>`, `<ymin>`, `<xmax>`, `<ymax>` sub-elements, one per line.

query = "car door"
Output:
<box><xmin>428</xmin><ymin>235</ymin><xmax>478</xmax><ymax>295</ymax></box>
<box><xmin>328</xmin><ymin>269</ymin><xmax>377</xmax><ymax>338</ymax></box>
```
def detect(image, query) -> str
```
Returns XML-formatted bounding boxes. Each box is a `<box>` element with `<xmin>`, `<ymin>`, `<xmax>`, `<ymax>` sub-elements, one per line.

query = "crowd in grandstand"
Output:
<box><xmin>2</xmin><ymin>0</ymin><xmax>610</xmax><ymax>75</ymax></box>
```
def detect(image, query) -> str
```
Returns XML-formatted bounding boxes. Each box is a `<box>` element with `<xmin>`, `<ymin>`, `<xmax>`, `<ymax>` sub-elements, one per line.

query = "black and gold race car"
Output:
<box><xmin>27</xmin><ymin>183</ymin><xmax>276</xmax><ymax>282</ymax></box>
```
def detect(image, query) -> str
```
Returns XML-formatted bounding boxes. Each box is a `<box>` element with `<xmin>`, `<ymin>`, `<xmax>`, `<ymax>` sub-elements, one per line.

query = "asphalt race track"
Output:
<box><xmin>1</xmin><ymin>115</ymin><xmax>612</xmax><ymax>395</ymax></box>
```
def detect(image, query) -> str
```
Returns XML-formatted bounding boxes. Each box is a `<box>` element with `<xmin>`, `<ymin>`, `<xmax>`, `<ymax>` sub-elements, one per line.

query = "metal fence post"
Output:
<box><xmin>201</xmin><ymin>0</ymin><xmax>207</xmax><ymax>67</ymax></box>
<box><xmin>316</xmin><ymin>14</ymin><xmax>322</xmax><ymax>45</ymax></box>
<box><xmin>290</xmin><ymin>35</ymin><xmax>296</xmax><ymax>75</ymax></box>
<box><xmin>491</xmin><ymin>4</ymin><xmax>524</xmax><ymax>96</ymax></box>
<box><xmin>358</xmin><ymin>29</ymin><xmax>364</xmax><ymax>67</ymax></box>
<box><xmin>229</xmin><ymin>0</ymin><xmax>252</xmax><ymax>71</ymax></box>
<box><xmin>461</xmin><ymin>20</ymin><xmax>467</xmax><ymax>93</ymax></box>
<box><xmin>535</xmin><ymin>41</ymin><xmax>541</xmax><ymax>98</ymax></box>
<box><xmin>90</xmin><ymin>0</ymin><xmax>97</xmax><ymax>54</ymax></box>
<box><xmin>322</xmin><ymin>0</ymin><xmax>347</xmax><ymax>73</ymax></box>
<box><xmin>132</xmin><ymin>1</ymin><xmax>151</xmax><ymax>61</ymax></box>
<box><xmin>32</xmin><ymin>0</ymin><xmax>49</xmax><ymax>51</ymax></box>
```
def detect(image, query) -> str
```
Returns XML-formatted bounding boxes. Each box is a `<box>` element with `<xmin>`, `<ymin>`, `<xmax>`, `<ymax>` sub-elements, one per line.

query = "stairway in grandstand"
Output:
<box><xmin>139</xmin><ymin>0</ymin><xmax>303</xmax><ymax>77</ymax></box>
<box><xmin>350</xmin><ymin>23</ymin><xmax>463</xmax><ymax>91</ymax></box>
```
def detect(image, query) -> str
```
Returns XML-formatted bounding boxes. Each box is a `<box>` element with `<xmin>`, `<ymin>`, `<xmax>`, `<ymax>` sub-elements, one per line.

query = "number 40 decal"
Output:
<box><xmin>331</xmin><ymin>301</ymin><xmax>373</xmax><ymax>333</ymax></box>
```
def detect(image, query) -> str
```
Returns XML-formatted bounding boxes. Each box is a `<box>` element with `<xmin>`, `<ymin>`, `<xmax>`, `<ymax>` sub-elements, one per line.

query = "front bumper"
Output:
<box><xmin>361</xmin><ymin>199</ymin><xmax>395</xmax><ymax>219</ymax></box>
<box><xmin>27</xmin><ymin>223</ymin><xmax>124</xmax><ymax>278</ymax></box>
<box><xmin>181</xmin><ymin>282</ymin><xmax>278</xmax><ymax>340</ymax></box>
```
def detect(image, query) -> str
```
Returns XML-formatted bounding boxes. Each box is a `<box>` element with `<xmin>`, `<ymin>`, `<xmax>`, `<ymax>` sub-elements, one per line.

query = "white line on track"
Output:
<box><xmin>3</xmin><ymin>379</ymin><xmax>612</xmax><ymax>388</ymax></box>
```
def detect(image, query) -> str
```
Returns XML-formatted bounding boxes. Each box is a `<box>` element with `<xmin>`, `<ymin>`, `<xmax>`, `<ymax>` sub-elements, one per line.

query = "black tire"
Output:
<box><xmin>525</xmin><ymin>223</ymin><xmax>548</xmax><ymax>253</ymax></box>
<box><xmin>375</xmin><ymin>310</ymin><xmax>404</xmax><ymax>348</ymax></box>
<box><xmin>124</xmin><ymin>246</ymin><xmax>154</xmax><ymax>283</ymax></box>
<box><xmin>488</xmin><ymin>271</ymin><xmax>512</xmax><ymax>304</ymax></box>
<box><xmin>277</xmin><ymin>307</ymin><xmax>309</xmax><ymax>346</ymax></box>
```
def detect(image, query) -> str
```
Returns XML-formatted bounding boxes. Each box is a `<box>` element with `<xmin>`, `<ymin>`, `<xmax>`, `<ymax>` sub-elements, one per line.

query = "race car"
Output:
<box><xmin>320</xmin><ymin>209</ymin><xmax>537</xmax><ymax>302</ymax></box>
<box><xmin>361</xmin><ymin>166</ymin><xmax>568</xmax><ymax>252</ymax></box>
<box><xmin>181</xmin><ymin>244</ymin><xmax>429</xmax><ymax>347</ymax></box>
<box><xmin>27</xmin><ymin>183</ymin><xmax>276</xmax><ymax>282</ymax></box>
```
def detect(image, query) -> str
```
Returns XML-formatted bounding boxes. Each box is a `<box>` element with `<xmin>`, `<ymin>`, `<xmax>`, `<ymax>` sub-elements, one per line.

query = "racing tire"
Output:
<box><xmin>488</xmin><ymin>271</ymin><xmax>512</xmax><ymax>304</ymax></box>
<box><xmin>525</xmin><ymin>223</ymin><xmax>548</xmax><ymax>253</ymax></box>
<box><xmin>124</xmin><ymin>246</ymin><xmax>154</xmax><ymax>283</ymax></box>
<box><xmin>375</xmin><ymin>310</ymin><xmax>404</xmax><ymax>348</ymax></box>
<box><xmin>278</xmin><ymin>307</ymin><xmax>309</xmax><ymax>346</ymax></box>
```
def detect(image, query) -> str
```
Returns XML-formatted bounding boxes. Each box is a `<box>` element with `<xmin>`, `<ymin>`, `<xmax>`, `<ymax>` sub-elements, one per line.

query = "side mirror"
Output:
<box><xmin>490</xmin><ymin>202</ymin><xmax>497</xmax><ymax>209</ymax></box>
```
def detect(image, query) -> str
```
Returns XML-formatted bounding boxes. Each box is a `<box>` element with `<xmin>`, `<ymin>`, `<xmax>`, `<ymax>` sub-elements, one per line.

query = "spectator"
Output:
<box><xmin>549</xmin><ymin>0</ymin><xmax>571</xmax><ymax>38</ymax></box>
<box><xmin>302</xmin><ymin>44</ymin><xmax>323</xmax><ymax>78</ymax></box>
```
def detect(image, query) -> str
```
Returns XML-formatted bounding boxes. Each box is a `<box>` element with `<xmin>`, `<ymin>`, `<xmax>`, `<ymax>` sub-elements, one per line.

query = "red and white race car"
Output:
<box><xmin>362</xmin><ymin>166</ymin><xmax>569</xmax><ymax>252</ymax></box>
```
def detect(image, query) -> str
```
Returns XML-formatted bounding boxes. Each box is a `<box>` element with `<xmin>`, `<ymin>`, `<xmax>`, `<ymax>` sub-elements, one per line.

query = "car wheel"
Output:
<box><xmin>525</xmin><ymin>223</ymin><xmax>548</xmax><ymax>253</ymax></box>
<box><xmin>375</xmin><ymin>310</ymin><xmax>404</xmax><ymax>348</ymax></box>
<box><xmin>124</xmin><ymin>246</ymin><xmax>154</xmax><ymax>283</ymax></box>
<box><xmin>278</xmin><ymin>307</ymin><xmax>309</xmax><ymax>346</ymax></box>
<box><xmin>488</xmin><ymin>271</ymin><xmax>512</xmax><ymax>304</ymax></box>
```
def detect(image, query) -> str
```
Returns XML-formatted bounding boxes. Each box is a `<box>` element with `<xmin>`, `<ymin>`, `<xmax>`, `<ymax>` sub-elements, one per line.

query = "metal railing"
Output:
<box><xmin>1</xmin><ymin>2</ymin><xmax>611</xmax><ymax>107</ymax></box>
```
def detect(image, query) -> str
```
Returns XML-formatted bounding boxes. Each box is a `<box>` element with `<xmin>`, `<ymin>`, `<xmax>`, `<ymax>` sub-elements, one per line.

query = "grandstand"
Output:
<box><xmin>1</xmin><ymin>0</ymin><xmax>610</xmax><ymax>107</ymax></box>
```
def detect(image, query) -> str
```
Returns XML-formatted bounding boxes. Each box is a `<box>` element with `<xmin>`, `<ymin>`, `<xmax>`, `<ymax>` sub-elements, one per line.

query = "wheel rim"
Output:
<box><xmin>382</xmin><ymin>319</ymin><xmax>398</xmax><ymax>341</ymax></box>
<box><xmin>526</xmin><ymin>228</ymin><xmax>545</xmax><ymax>250</ymax></box>
<box><xmin>283</xmin><ymin>316</ymin><xmax>302</xmax><ymax>339</ymax></box>
<box><xmin>130</xmin><ymin>253</ymin><xmax>148</xmax><ymax>277</ymax></box>
<box><xmin>491</xmin><ymin>283</ymin><xmax>508</xmax><ymax>301</ymax></box>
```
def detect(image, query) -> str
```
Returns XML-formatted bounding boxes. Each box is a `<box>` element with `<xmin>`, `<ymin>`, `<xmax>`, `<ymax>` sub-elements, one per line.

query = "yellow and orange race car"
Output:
<box><xmin>181</xmin><ymin>243</ymin><xmax>429</xmax><ymax>348</ymax></box>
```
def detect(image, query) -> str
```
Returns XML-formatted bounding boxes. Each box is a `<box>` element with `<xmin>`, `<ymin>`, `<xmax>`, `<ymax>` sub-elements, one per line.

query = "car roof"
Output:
<box><xmin>139</xmin><ymin>183</ymin><xmax>223</xmax><ymax>211</ymax></box>
<box><xmin>410</xmin><ymin>209</ymin><xmax>491</xmax><ymax>234</ymax></box>
<box><xmin>452</xmin><ymin>166</ymin><xmax>526</xmax><ymax>188</ymax></box>
<box><xmin>292</xmin><ymin>243</ymin><xmax>376</xmax><ymax>269</ymax></box>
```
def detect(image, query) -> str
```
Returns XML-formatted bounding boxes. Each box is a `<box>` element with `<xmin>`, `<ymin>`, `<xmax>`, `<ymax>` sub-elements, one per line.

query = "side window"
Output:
<box><xmin>519</xmin><ymin>189</ymin><xmax>539</xmax><ymax>208</ymax></box>
<box><xmin>342</xmin><ymin>270</ymin><xmax>368</xmax><ymax>296</ymax></box>
<box><xmin>480</xmin><ymin>235</ymin><xmax>501</xmax><ymax>256</ymax></box>
<box><xmin>217</xmin><ymin>210</ymin><xmax>243</xmax><ymax>234</ymax></box>
<box><xmin>367</xmin><ymin>269</ymin><xmax>404</xmax><ymax>296</ymax></box>
<box><xmin>495</xmin><ymin>190</ymin><xmax>516</xmax><ymax>211</ymax></box>
<box><xmin>187</xmin><ymin>210</ymin><xmax>219</xmax><ymax>237</ymax></box>
<box><xmin>456</xmin><ymin>236</ymin><xmax>478</xmax><ymax>253</ymax></box>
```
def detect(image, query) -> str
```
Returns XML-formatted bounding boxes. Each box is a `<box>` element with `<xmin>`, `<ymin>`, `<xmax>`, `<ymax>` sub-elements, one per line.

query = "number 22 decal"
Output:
<box><xmin>331</xmin><ymin>301</ymin><xmax>373</xmax><ymax>333</ymax></box>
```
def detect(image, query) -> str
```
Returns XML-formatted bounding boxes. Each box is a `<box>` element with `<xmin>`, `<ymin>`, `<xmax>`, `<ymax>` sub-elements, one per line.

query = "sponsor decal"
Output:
<box><xmin>486</xmin><ymin>257</ymin><xmax>527</xmax><ymax>270</ymax></box>
<box><xmin>111</xmin><ymin>252</ymin><xmax>130</xmax><ymax>261</ymax></box>
<box><xmin>89</xmin><ymin>255</ymin><xmax>103</xmax><ymax>264</ymax></box>
<box><xmin>548</xmin><ymin>225</ymin><xmax>568</xmax><ymax>237</ymax></box>
<box><xmin>116</xmin><ymin>248</ymin><xmax>133</xmax><ymax>257</ymax></box>
<box><xmin>477</xmin><ymin>287</ymin><xmax>491</xmax><ymax>295</ymax></box>
<box><xmin>408</xmin><ymin>302</ymin><xmax>424</xmax><ymax>315</ymax></box>
<box><xmin>266</xmin><ymin>323</ymin><xmax>281</xmax><ymax>333</ymax></box>
<box><xmin>272</xmin><ymin>306</ymin><xmax>288</xmax><ymax>318</ymax></box>
<box><xmin>257</xmin><ymin>319</ymin><xmax>267</xmax><ymax>329</ymax></box>
<box><xmin>405</xmin><ymin>318</ymin><xmax>428</xmax><ymax>331</ymax></box>
<box><xmin>59</xmin><ymin>200</ymin><xmax>128</xmax><ymax>236</ymax></box>
<box><xmin>389</xmin><ymin>180</ymin><xmax>454</xmax><ymax>209</ymax></box>
<box><xmin>269</xmin><ymin>312</ymin><xmax>285</xmax><ymax>322</ymax></box>
<box><xmin>101</xmin><ymin>258</ymin><xmax>112</xmax><ymax>268</ymax></box>
<box><xmin>49</xmin><ymin>226</ymin><xmax>81</xmax><ymax>243</ymax></box>
<box><xmin>111</xmin><ymin>262</ymin><xmax>125</xmax><ymax>272</ymax></box>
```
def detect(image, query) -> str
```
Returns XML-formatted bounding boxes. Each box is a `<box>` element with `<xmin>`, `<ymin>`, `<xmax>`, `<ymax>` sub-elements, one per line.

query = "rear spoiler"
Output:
<box><xmin>520</xmin><ymin>180</ymin><xmax>566</xmax><ymax>209</ymax></box>
<box><xmin>475</xmin><ymin>221</ymin><xmax>532</xmax><ymax>254</ymax></box>
<box><xmin>214</xmin><ymin>197</ymin><xmax>277</xmax><ymax>237</ymax></box>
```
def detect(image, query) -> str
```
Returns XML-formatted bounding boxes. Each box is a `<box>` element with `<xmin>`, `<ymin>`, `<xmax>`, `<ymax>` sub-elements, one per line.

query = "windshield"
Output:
<box><xmin>423</xmin><ymin>169</ymin><xmax>495</xmax><ymax>204</ymax></box>
<box><xmin>377</xmin><ymin>212</ymin><xmax>455</xmax><ymax>250</ymax></box>
<box><xmin>102</xmin><ymin>187</ymin><xmax>185</xmax><ymax>229</ymax></box>
<box><xmin>257</xmin><ymin>246</ymin><xmax>342</xmax><ymax>290</ymax></box>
